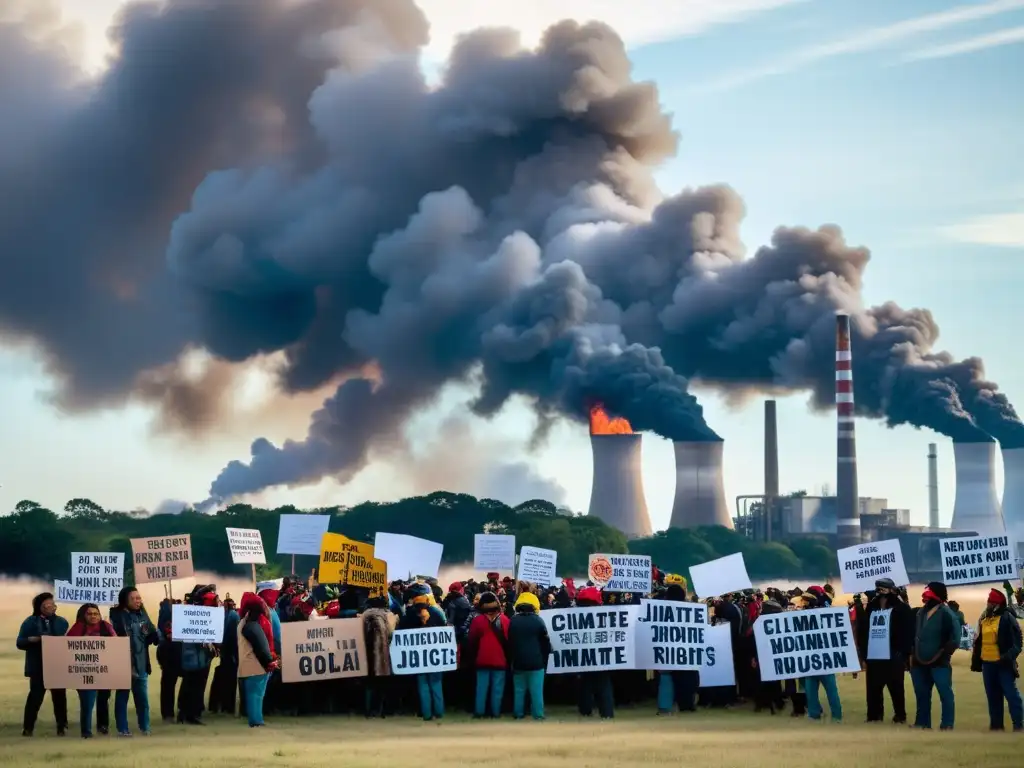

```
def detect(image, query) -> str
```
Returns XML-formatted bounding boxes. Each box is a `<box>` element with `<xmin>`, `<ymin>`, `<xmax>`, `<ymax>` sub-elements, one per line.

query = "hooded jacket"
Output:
<box><xmin>443</xmin><ymin>590</ymin><xmax>473</xmax><ymax>642</ymax></box>
<box><xmin>17</xmin><ymin>612</ymin><xmax>70</xmax><ymax>678</ymax></box>
<box><xmin>507</xmin><ymin>595</ymin><xmax>550</xmax><ymax>672</ymax></box>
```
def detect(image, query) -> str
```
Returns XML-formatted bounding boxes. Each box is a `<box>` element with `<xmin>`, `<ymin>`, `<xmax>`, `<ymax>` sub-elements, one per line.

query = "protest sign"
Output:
<box><xmin>42</xmin><ymin>636</ymin><xmax>131</xmax><ymax>691</ymax></box>
<box><xmin>699</xmin><ymin>625</ymin><xmax>735</xmax><ymax>688</ymax></box>
<box><xmin>171</xmin><ymin>604</ymin><xmax>224</xmax><ymax>644</ymax></box>
<box><xmin>389</xmin><ymin>627</ymin><xmax>458</xmax><ymax>675</ymax></box>
<box><xmin>277</xmin><ymin>514</ymin><xmax>331</xmax><ymax>556</ymax></box>
<box><xmin>71</xmin><ymin>552</ymin><xmax>124</xmax><ymax>592</ymax></box>
<box><xmin>345</xmin><ymin>550</ymin><xmax>387</xmax><ymax>598</ymax></box>
<box><xmin>319</xmin><ymin>534</ymin><xmax>386</xmax><ymax>595</ymax></box>
<box><xmin>688</xmin><ymin>552</ymin><xmax>752</xmax><ymax>598</ymax></box>
<box><xmin>939</xmin><ymin>534</ymin><xmax>1017</xmax><ymax>586</ymax></box>
<box><xmin>837</xmin><ymin>539</ymin><xmax>909</xmax><ymax>595</ymax></box>
<box><xmin>55</xmin><ymin>579</ymin><xmax>118</xmax><ymax>607</ymax></box>
<box><xmin>589</xmin><ymin>554</ymin><xmax>652</xmax><ymax>593</ymax></box>
<box><xmin>753</xmin><ymin>606</ymin><xmax>860</xmax><ymax>681</ymax></box>
<box><xmin>225</xmin><ymin>527</ymin><xmax>266</xmax><ymax>565</ymax></box>
<box><xmin>280</xmin><ymin>619</ymin><xmax>367</xmax><ymax>683</ymax></box>
<box><xmin>866</xmin><ymin>608</ymin><xmax>892</xmax><ymax>660</ymax></box>
<box><xmin>634</xmin><ymin>599</ymin><xmax>711</xmax><ymax>670</ymax></box>
<box><xmin>518</xmin><ymin>546</ymin><xmax>557</xmax><ymax>587</ymax></box>
<box><xmin>541</xmin><ymin>605</ymin><xmax>638</xmax><ymax>674</ymax></box>
<box><xmin>130</xmin><ymin>535</ymin><xmax>194</xmax><ymax>583</ymax></box>
<box><xmin>474</xmin><ymin>534</ymin><xmax>516</xmax><ymax>571</ymax></box>
<box><xmin>374</xmin><ymin>533</ymin><xmax>443</xmax><ymax>582</ymax></box>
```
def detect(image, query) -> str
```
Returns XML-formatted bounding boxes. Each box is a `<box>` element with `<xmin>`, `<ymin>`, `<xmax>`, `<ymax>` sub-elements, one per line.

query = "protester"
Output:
<box><xmin>574</xmin><ymin>586</ymin><xmax>614</xmax><ymax>719</ymax></box>
<box><xmin>397</xmin><ymin>601</ymin><xmax>447</xmax><ymax>721</ymax></box>
<box><xmin>970</xmin><ymin>588</ymin><xmax>1023</xmax><ymax>732</ymax></box>
<box><xmin>66</xmin><ymin>603</ymin><xmax>115</xmax><ymax>738</ymax></box>
<box><xmin>109</xmin><ymin>586</ymin><xmax>159</xmax><ymax>737</ymax></box>
<box><xmin>208</xmin><ymin>596</ymin><xmax>240</xmax><ymax>715</ymax></box>
<box><xmin>155</xmin><ymin>598</ymin><xmax>180</xmax><ymax>723</ymax></box>
<box><xmin>656</xmin><ymin>580</ymin><xmax>699</xmax><ymax>715</ymax></box>
<box><xmin>468</xmin><ymin>591</ymin><xmax>510</xmax><ymax>719</ymax></box>
<box><xmin>799</xmin><ymin>587</ymin><xmax>842</xmax><ymax>723</ymax></box>
<box><xmin>856</xmin><ymin>577</ymin><xmax>912</xmax><ymax>724</ymax></box>
<box><xmin>362</xmin><ymin>595</ymin><xmax>395</xmax><ymax>718</ymax></box>
<box><xmin>911</xmin><ymin>581</ymin><xmax>960</xmax><ymax>730</ymax></box>
<box><xmin>508</xmin><ymin>591</ymin><xmax>550</xmax><ymax>720</ymax></box>
<box><xmin>17</xmin><ymin>592</ymin><xmax>69</xmax><ymax>737</ymax></box>
<box><xmin>237</xmin><ymin>592</ymin><xmax>279</xmax><ymax>728</ymax></box>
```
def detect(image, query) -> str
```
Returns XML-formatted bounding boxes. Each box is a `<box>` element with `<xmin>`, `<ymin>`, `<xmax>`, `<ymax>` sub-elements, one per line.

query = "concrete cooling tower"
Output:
<box><xmin>668</xmin><ymin>440</ymin><xmax>733</xmax><ymax>529</ymax></box>
<box><xmin>586</xmin><ymin>433</ymin><xmax>653</xmax><ymax>538</ymax></box>
<box><xmin>949</xmin><ymin>440</ymin><xmax>1004</xmax><ymax>534</ymax></box>
<box><xmin>1000</xmin><ymin>446</ymin><xmax>1024</xmax><ymax>552</ymax></box>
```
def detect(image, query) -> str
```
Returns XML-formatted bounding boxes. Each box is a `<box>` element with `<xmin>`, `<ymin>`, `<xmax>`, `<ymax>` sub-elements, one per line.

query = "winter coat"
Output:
<box><xmin>238</xmin><ymin>618</ymin><xmax>274</xmax><ymax>677</ymax></box>
<box><xmin>109</xmin><ymin>606</ymin><xmax>160</xmax><ymax>678</ymax></box>
<box><xmin>913</xmin><ymin>604</ymin><xmax>960</xmax><ymax>668</ymax></box>
<box><xmin>362</xmin><ymin>607</ymin><xmax>394</xmax><ymax>677</ymax></box>
<box><xmin>181</xmin><ymin>642</ymin><xmax>214</xmax><ymax>672</ymax></box>
<box><xmin>468</xmin><ymin>613</ymin><xmax>510</xmax><ymax>670</ymax></box>
<box><xmin>397</xmin><ymin>608</ymin><xmax>446</xmax><ymax>631</ymax></box>
<box><xmin>220</xmin><ymin>610</ymin><xmax>240</xmax><ymax>665</ymax></box>
<box><xmin>16</xmin><ymin>614</ymin><xmax>70</xmax><ymax>678</ymax></box>
<box><xmin>444</xmin><ymin>594</ymin><xmax>473</xmax><ymax>642</ymax></box>
<box><xmin>970</xmin><ymin>609</ymin><xmax>1023</xmax><ymax>673</ymax></box>
<box><xmin>507</xmin><ymin>610</ymin><xmax>550</xmax><ymax>672</ymax></box>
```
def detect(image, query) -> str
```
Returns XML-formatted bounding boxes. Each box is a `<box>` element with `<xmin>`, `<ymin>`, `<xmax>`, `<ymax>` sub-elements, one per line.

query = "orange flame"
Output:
<box><xmin>589</xmin><ymin>404</ymin><xmax>633</xmax><ymax>435</ymax></box>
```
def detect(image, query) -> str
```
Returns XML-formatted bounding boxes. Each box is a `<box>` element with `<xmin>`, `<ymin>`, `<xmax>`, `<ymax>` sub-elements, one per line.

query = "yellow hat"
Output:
<box><xmin>664</xmin><ymin>574</ymin><xmax>687</xmax><ymax>587</ymax></box>
<box><xmin>514</xmin><ymin>592</ymin><xmax>541</xmax><ymax>612</ymax></box>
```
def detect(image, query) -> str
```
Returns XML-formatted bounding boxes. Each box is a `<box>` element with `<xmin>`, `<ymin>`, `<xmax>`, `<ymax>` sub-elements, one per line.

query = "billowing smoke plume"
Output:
<box><xmin>2</xmin><ymin>1</ymin><xmax>1022</xmax><ymax>504</ymax></box>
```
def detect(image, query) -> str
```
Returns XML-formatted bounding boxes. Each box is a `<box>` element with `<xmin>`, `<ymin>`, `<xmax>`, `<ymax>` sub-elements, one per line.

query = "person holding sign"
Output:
<box><xmin>970</xmin><ymin>589</ymin><xmax>1023</xmax><ymax>732</ymax></box>
<box><xmin>237</xmin><ymin>592</ymin><xmax>280</xmax><ymax>728</ymax></box>
<box><xmin>109</xmin><ymin>586</ymin><xmax>160</xmax><ymax>736</ymax></box>
<box><xmin>574</xmin><ymin>586</ymin><xmax>615</xmax><ymax>719</ymax></box>
<box><xmin>66</xmin><ymin>603</ymin><xmax>116</xmax><ymax>738</ymax></box>
<box><xmin>467</xmin><ymin>591</ymin><xmax>510</xmax><ymax>719</ymax></box>
<box><xmin>508</xmin><ymin>592</ymin><xmax>550</xmax><ymax>720</ymax></box>
<box><xmin>910</xmin><ymin>582</ymin><xmax>960</xmax><ymax>730</ymax></box>
<box><xmin>854</xmin><ymin>577</ymin><xmax>912</xmax><ymax>724</ymax></box>
<box><xmin>16</xmin><ymin>592</ymin><xmax>69</xmax><ymax>737</ymax></box>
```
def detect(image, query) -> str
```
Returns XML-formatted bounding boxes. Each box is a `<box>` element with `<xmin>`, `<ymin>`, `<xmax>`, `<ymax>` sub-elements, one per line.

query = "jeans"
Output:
<box><xmin>416</xmin><ymin>673</ymin><xmax>444</xmax><ymax>720</ymax></box>
<box><xmin>512</xmin><ymin>670</ymin><xmax>545</xmax><ymax>719</ymax></box>
<box><xmin>77</xmin><ymin>690</ymin><xmax>110</xmax><ymax>736</ymax></box>
<box><xmin>23</xmin><ymin>674</ymin><xmax>68</xmax><ymax>733</ymax></box>
<box><xmin>865</xmin><ymin>659</ymin><xmax>907</xmax><ymax>722</ymax></box>
<box><xmin>577</xmin><ymin>671</ymin><xmax>614</xmax><ymax>718</ymax></box>
<box><xmin>114</xmin><ymin>675</ymin><xmax>150</xmax><ymax>734</ymax></box>
<box><xmin>242</xmin><ymin>673</ymin><xmax>269</xmax><ymax>727</ymax></box>
<box><xmin>474</xmin><ymin>669</ymin><xmax>505</xmax><ymax>717</ymax></box>
<box><xmin>910</xmin><ymin>664</ymin><xmax>955</xmax><ymax>729</ymax></box>
<box><xmin>982</xmin><ymin>662</ymin><xmax>1024</xmax><ymax>729</ymax></box>
<box><xmin>804</xmin><ymin>674</ymin><xmax>842</xmax><ymax>722</ymax></box>
<box><xmin>178</xmin><ymin>668</ymin><xmax>209</xmax><ymax>722</ymax></box>
<box><xmin>657</xmin><ymin>671</ymin><xmax>699</xmax><ymax>713</ymax></box>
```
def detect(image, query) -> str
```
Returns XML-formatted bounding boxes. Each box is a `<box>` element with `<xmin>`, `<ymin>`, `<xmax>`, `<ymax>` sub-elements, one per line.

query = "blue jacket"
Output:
<box><xmin>181</xmin><ymin>641</ymin><xmax>214</xmax><ymax>672</ymax></box>
<box><xmin>221</xmin><ymin>610</ymin><xmax>240</xmax><ymax>665</ymax></box>
<box><xmin>16</xmin><ymin>614</ymin><xmax>70</xmax><ymax>678</ymax></box>
<box><xmin>109</xmin><ymin>606</ymin><xmax>160</xmax><ymax>678</ymax></box>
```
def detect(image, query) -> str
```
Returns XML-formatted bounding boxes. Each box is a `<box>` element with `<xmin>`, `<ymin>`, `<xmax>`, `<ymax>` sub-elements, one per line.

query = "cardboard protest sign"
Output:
<box><xmin>940</xmin><ymin>534</ymin><xmax>1017</xmax><ymax>586</ymax></box>
<box><xmin>389</xmin><ymin>626</ymin><xmax>458</xmax><ymax>675</ymax></box>
<box><xmin>589</xmin><ymin>554</ymin><xmax>651</xmax><ymax>593</ymax></box>
<box><xmin>71</xmin><ymin>552</ymin><xmax>124</xmax><ymax>591</ymax></box>
<box><xmin>541</xmin><ymin>605</ymin><xmax>638</xmax><ymax>674</ymax></box>
<box><xmin>753</xmin><ymin>607</ymin><xmax>860</xmax><ymax>682</ymax></box>
<box><xmin>688</xmin><ymin>552</ymin><xmax>752</xmax><ymax>598</ymax></box>
<box><xmin>42</xmin><ymin>636</ymin><xmax>131</xmax><ymax>691</ymax></box>
<box><xmin>171</xmin><ymin>604</ymin><xmax>224</xmax><ymax>644</ymax></box>
<box><xmin>634</xmin><ymin>599</ymin><xmax>712</xmax><ymax>670</ymax></box>
<box><xmin>130</xmin><ymin>535</ymin><xmax>194</xmax><ymax>583</ymax></box>
<box><xmin>473</xmin><ymin>534</ymin><xmax>516</xmax><ymax>571</ymax></box>
<box><xmin>277</xmin><ymin>514</ymin><xmax>331</xmax><ymax>556</ymax></box>
<box><xmin>225</xmin><ymin>527</ymin><xmax>266</xmax><ymax>565</ymax></box>
<box><xmin>319</xmin><ymin>534</ymin><xmax>386</xmax><ymax>595</ymax></box>
<box><xmin>837</xmin><ymin>539</ymin><xmax>909</xmax><ymax>594</ymax></box>
<box><xmin>280</xmin><ymin>619</ymin><xmax>367</xmax><ymax>683</ymax></box>
<box><xmin>55</xmin><ymin>579</ymin><xmax>118</xmax><ymax>607</ymax></box>
<box><xmin>699</xmin><ymin>625</ymin><xmax>736</xmax><ymax>688</ymax></box>
<box><xmin>345</xmin><ymin>550</ymin><xmax>387</xmax><ymax>598</ymax></box>
<box><xmin>517</xmin><ymin>546</ymin><xmax>557</xmax><ymax>587</ymax></box>
<box><xmin>374</xmin><ymin>533</ymin><xmax>443</xmax><ymax>582</ymax></box>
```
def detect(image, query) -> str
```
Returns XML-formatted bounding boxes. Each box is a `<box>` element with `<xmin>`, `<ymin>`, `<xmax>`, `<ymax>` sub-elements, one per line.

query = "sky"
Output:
<box><xmin>2</xmin><ymin>0</ymin><xmax>1023</xmax><ymax>530</ymax></box>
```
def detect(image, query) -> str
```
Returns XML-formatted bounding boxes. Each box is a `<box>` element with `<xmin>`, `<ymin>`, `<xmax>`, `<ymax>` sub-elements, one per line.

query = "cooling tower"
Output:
<box><xmin>1000</xmin><ymin>446</ymin><xmax>1024</xmax><ymax>552</ymax></box>
<box><xmin>835</xmin><ymin>313</ymin><xmax>861</xmax><ymax>548</ymax></box>
<box><xmin>669</xmin><ymin>440</ymin><xmax>733</xmax><ymax>529</ymax></box>
<box><xmin>587</xmin><ymin>434</ymin><xmax>652</xmax><ymax>538</ymax></box>
<box><xmin>927</xmin><ymin>443</ymin><xmax>939</xmax><ymax>529</ymax></box>
<box><xmin>949</xmin><ymin>440</ymin><xmax>1004</xmax><ymax>534</ymax></box>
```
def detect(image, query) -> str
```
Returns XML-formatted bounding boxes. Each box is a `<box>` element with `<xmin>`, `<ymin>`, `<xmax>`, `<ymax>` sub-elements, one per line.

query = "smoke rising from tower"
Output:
<box><xmin>950</xmin><ymin>440</ymin><xmax>1004</xmax><ymax>535</ymax></box>
<box><xmin>586</xmin><ymin>405</ymin><xmax>652</xmax><ymax>538</ymax></box>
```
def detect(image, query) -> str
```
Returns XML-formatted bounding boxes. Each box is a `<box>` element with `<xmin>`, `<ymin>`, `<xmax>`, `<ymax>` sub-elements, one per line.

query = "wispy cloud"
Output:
<box><xmin>904</xmin><ymin>24</ymin><xmax>1024</xmax><ymax>61</ymax></box>
<box><xmin>940</xmin><ymin>213</ymin><xmax>1024</xmax><ymax>248</ymax></box>
<box><xmin>699</xmin><ymin>0</ymin><xmax>1024</xmax><ymax>92</ymax></box>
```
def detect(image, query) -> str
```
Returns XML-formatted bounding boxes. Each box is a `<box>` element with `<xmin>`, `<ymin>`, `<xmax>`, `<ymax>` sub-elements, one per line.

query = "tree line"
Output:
<box><xmin>0</xmin><ymin>494</ymin><xmax>837</xmax><ymax>584</ymax></box>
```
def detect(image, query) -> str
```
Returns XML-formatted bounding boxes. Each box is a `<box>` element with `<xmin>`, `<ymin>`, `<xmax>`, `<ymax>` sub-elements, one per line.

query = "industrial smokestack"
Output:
<box><xmin>835</xmin><ymin>313</ymin><xmax>860</xmax><ymax>547</ymax></box>
<box><xmin>927</xmin><ymin>443</ymin><xmax>939</xmax><ymax>529</ymax></box>
<box><xmin>669</xmin><ymin>441</ymin><xmax>733</xmax><ymax>529</ymax></box>
<box><xmin>999</xmin><ymin>445</ymin><xmax>1024</xmax><ymax>552</ymax></box>
<box><xmin>586</xmin><ymin>405</ymin><xmax>652</xmax><ymax>538</ymax></box>
<box><xmin>764</xmin><ymin>400</ymin><xmax>779</xmax><ymax>540</ymax></box>
<box><xmin>949</xmin><ymin>440</ymin><xmax>1004</xmax><ymax>534</ymax></box>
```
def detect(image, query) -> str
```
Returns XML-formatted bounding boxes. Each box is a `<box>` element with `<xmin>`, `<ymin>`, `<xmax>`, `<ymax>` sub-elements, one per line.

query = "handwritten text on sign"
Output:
<box><xmin>42</xmin><ymin>636</ymin><xmax>131</xmax><ymax>690</ymax></box>
<box><xmin>390</xmin><ymin>627</ymin><xmax>458</xmax><ymax>675</ymax></box>
<box><xmin>225</xmin><ymin>528</ymin><xmax>266</xmax><ymax>565</ymax></box>
<box><xmin>940</xmin><ymin>535</ymin><xmax>1016</xmax><ymax>586</ymax></box>
<box><xmin>837</xmin><ymin>539</ymin><xmax>909</xmax><ymax>594</ymax></box>
<box><xmin>280</xmin><ymin>619</ymin><xmax>366</xmax><ymax>683</ymax></box>
<box><xmin>71</xmin><ymin>552</ymin><xmax>124</xmax><ymax>591</ymax></box>
<box><xmin>589</xmin><ymin>554</ymin><xmax>652</xmax><ymax>593</ymax></box>
<box><xmin>130</xmin><ymin>535</ymin><xmax>194</xmax><ymax>583</ymax></box>
<box><xmin>55</xmin><ymin>579</ymin><xmax>118</xmax><ymax>606</ymax></box>
<box><xmin>541</xmin><ymin>606</ymin><xmax>637</xmax><ymax>674</ymax></box>
<box><xmin>634</xmin><ymin>599</ymin><xmax>713</xmax><ymax>670</ymax></box>
<box><xmin>171</xmin><ymin>604</ymin><xmax>224</xmax><ymax>644</ymax></box>
<box><xmin>753</xmin><ymin>607</ymin><xmax>860</xmax><ymax>682</ymax></box>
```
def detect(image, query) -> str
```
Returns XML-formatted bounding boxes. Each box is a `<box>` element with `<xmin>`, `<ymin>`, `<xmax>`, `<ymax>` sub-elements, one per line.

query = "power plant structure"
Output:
<box><xmin>763</xmin><ymin>400</ymin><xmax>780</xmax><ymax>541</ymax></box>
<box><xmin>927</xmin><ymin>443</ymin><xmax>939</xmax><ymax>529</ymax></box>
<box><xmin>585</xmin><ymin>406</ymin><xmax>652</xmax><ymax>538</ymax></box>
<box><xmin>835</xmin><ymin>313</ymin><xmax>861</xmax><ymax>548</ymax></box>
<box><xmin>949</xmin><ymin>439</ymin><xmax>1004</xmax><ymax>534</ymax></box>
<box><xmin>668</xmin><ymin>439</ymin><xmax>733</xmax><ymax>529</ymax></box>
<box><xmin>999</xmin><ymin>445</ymin><xmax>1024</xmax><ymax>552</ymax></box>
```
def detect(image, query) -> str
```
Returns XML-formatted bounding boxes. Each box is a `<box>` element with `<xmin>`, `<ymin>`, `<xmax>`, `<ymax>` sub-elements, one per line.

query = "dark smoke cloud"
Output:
<box><xmin>2</xmin><ymin>1</ymin><xmax>1022</xmax><ymax>503</ymax></box>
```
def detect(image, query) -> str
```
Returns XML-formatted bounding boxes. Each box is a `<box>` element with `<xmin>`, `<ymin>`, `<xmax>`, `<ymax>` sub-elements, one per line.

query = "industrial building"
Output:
<box><xmin>586</xmin><ymin>431</ymin><xmax>653</xmax><ymax>539</ymax></box>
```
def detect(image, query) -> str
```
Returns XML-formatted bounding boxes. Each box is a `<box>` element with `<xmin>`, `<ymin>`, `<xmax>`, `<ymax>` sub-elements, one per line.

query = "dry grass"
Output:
<box><xmin>0</xmin><ymin>578</ymin><xmax>1021</xmax><ymax>767</ymax></box>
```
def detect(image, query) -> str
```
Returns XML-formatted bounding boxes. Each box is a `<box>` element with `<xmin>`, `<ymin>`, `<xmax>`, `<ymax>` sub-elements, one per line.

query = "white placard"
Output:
<box><xmin>473</xmin><ymin>534</ymin><xmax>516</xmax><ymax>571</ymax></box>
<box><xmin>256</xmin><ymin>579</ymin><xmax>283</xmax><ymax>593</ymax></box>
<box><xmin>225</xmin><ymin>527</ymin><xmax>266</xmax><ymax>565</ymax></box>
<box><xmin>70</xmin><ymin>552</ymin><xmax>124</xmax><ymax>594</ymax></box>
<box><xmin>389</xmin><ymin>626</ymin><xmax>458</xmax><ymax>675</ymax></box>
<box><xmin>277</xmin><ymin>514</ymin><xmax>331</xmax><ymax>556</ymax></box>
<box><xmin>940</xmin><ymin>534</ymin><xmax>1017</xmax><ymax>586</ymax></box>
<box><xmin>54</xmin><ymin>579</ymin><xmax>118</xmax><ymax>607</ymax></box>
<box><xmin>634</xmin><ymin>599</ymin><xmax>710</xmax><ymax>670</ymax></box>
<box><xmin>518</xmin><ymin>546</ymin><xmax>557</xmax><ymax>587</ymax></box>
<box><xmin>866</xmin><ymin>608</ymin><xmax>892</xmax><ymax>660</ymax></box>
<box><xmin>688</xmin><ymin>552</ymin><xmax>752</xmax><ymax>599</ymax></box>
<box><xmin>541</xmin><ymin>605</ymin><xmax>637</xmax><ymax>674</ymax></box>
<box><xmin>374</xmin><ymin>532</ymin><xmax>444</xmax><ymax>582</ymax></box>
<box><xmin>589</xmin><ymin>553</ymin><xmax>652</xmax><ymax>593</ymax></box>
<box><xmin>753</xmin><ymin>607</ymin><xmax>860</xmax><ymax>682</ymax></box>
<box><xmin>959</xmin><ymin>622</ymin><xmax>974</xmax><ymax>651</ymax></box>
<box><xmin>837</xmin><ymin>539</ymin><xmax>909</xmax><ymax>595</ymax></box>
<box><xmin>699</xmin><ymin>625</ymin><xmax>736</xmax><ymax>687</ymax></box>
<box><xmin>171</xmin><ymin>604</ymin><xmax>225</xmax><ymax>644</ymax></box>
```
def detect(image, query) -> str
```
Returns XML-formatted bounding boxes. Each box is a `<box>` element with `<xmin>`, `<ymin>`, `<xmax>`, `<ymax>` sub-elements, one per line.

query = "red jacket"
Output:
<box><xmin>468</xmin><ymin>613</ymin><xmax>510</xmax><ymax>669</ymax></box>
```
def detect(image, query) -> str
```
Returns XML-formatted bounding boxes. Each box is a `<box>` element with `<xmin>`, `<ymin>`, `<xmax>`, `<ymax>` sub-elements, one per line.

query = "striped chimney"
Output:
<box><xmin>836</xmin><ymin>313</ymin><xmax>860</xmax><ymax>547</ymax></box>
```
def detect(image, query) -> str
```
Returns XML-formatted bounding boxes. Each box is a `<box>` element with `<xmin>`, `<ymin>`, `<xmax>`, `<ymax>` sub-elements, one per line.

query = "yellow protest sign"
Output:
<box><xmin>319</xmin><ymin>533</ymin><xmax>386</xmax><ymax>595</ymax></box>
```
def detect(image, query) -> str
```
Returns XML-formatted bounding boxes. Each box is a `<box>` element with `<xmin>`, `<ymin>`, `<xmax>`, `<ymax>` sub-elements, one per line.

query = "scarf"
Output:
<box><xmin>240</xmin><ymin>592</ymin><xmax>276</xmax><ymax>658</ymax></box>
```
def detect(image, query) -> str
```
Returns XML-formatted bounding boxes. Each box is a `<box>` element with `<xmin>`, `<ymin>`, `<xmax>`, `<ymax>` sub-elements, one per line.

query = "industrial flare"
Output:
<box><xmin>590</xmin><ymin>404</ymin><xmax>634</xmax><ymax>435</ymax></box>
<box><xmin>586</xmin><ymin>404</ymin><xmax>652</xmax><ymax>538</ymax></box>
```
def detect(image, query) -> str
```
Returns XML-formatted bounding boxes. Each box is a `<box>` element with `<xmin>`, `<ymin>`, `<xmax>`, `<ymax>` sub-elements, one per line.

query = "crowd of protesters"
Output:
<box><xmin>15</xmin><ymin>569</ymin><xmax>1024</xmax><ymax>738</ymax></box>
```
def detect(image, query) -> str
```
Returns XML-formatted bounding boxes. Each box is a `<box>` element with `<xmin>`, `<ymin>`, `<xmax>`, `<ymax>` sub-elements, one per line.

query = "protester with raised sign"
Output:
<box><xmin>362</xmin><ymin>595</ymin><xmax>395</xmax><ymax>718</ymax></box>
<box><xmin>109</xmin><ymin>585</ymin><xmax>160</xmax><ymax>736</ymax></box>
<box><xmin>795</xmin><ymin>589</ymin><xmax>844</xmax><ymax>723</ymax></box>
<box><xmin>854</xmin><ymin>577</ymin><xmax>912</xmax><ymax>724</ymax></box>
<box><xmin>237</xmin><ymin>592</ymin><xmax>279</xmax><ymax>728</ymax></box>
<box><xmin>66</xmin><ymin>603</ymin><xmax>115</xmax><ymax>738</ymax></box>
<box><xmin>574</xmin><ymin>586</ymin><xmax>615</xmax><ymax>719</ymax></box>
<box><xmin>468</xmin><ymin>591</ymin><xmax>510</xmax><ymax>718</ymax></box>
<box><xmin>178</xmin><ymin>587</ymin><xmax>221</xmax><ymax>725</ymax></box>
<box><xmin>654</xmin><ymin>581</ymin><xmax>700</xmax><ymax>715</ymax></box>
<box><xmin>508</xmin><ymin>592</ymin><xmax>550</xmax><ymax>720</ymax></box>
<box><xmin>208</xmin><ymin>597</ymin><xmax>240</xmax><ymax>716</ymax></box>
<box><xmin>910</xmin><ymin>581</ymin><xmax>959</xmax><ymax>730</ymax></box>
<box><xmin>396</xmin><ymin>601</ymin><xmax>448</xmax><ymax>721</ymax></box>
<box><xmin>155</xmin><ymin>597</ymin><xmax>181</xmax><ymax>723</ymax></box>
<box><xmin>17</xmin><ymin>592</ymin><xmax>70</xmax><ymax>737</ymax></box>
<box><xmin>969</xmin><ymin>589</ymin><xmax>1023</xmax><ymax>732</ymax></box>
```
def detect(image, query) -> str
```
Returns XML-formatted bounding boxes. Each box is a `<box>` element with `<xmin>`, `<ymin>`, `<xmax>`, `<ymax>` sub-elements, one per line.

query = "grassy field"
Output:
<box><xmin>0</xmin><ymin>578</ymin><xmax>1020</xmax><ymax>767</ymax></box>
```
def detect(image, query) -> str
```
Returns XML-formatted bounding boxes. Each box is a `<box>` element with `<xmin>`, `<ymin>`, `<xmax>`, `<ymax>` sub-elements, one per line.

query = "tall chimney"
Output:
<box><xmin>927</xmin><ymin>443</ymin><xmax>939</xmax><ymax>529</ymax></box>
<box><xmin>669</xmin><ymin>440</ymin><xmax>733</xmax><ymax>529</ymax></box>
<box><xmin>764</xmin><ymin>400</ymin><xmax>779</xmax><ymax>540</ymax></box>
<box><xmin>835</xmin><ymin>313</ymin><xmax>860</xmax><ymax>547</ymax></box>
<box><xmin>1000</xmin><ymin>445</ymin><xmax>1024</xmax><ymax>555</ymax></box>
<box><xmin>587</xmin><ymin>434</ymin><xmax>652</xmax><ymax>538</ymax></box>
<box><xmin>949</xmin><ymin>439</ymin><xmax>1003</xmax><ymax>534</ymax></box>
